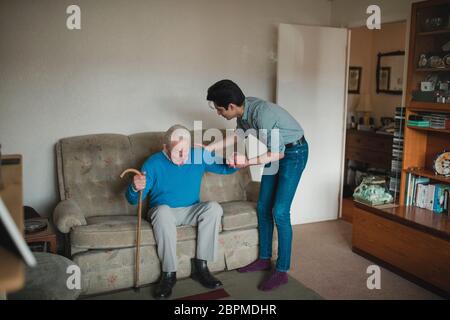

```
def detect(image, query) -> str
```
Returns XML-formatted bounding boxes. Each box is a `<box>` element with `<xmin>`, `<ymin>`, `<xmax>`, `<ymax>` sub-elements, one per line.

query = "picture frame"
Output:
<box><xmin>376</xmin><ymin>51</ymin><xmax>404</xmax><ymax>95</ymax></box>
<box><xmin>348</xmin><ymin>67</ymin><xmax>362</xmax><ymax>94</ymax></box>
<box><xmin>379</xmin><ymin>67</ymin><xmax>391</xmax><ymax>91</ymax></box>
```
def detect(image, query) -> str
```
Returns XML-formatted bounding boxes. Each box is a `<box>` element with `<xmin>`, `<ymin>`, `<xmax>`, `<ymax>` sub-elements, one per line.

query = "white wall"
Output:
<box><xmin>331</xmin><ymin>0</ymin><xmax>418</xmax><ymax>27</ymax></box>
<box><xmin>0</xmin><ymin>0</ymin><xmax>332</xmax><ymax>216</ymax></box>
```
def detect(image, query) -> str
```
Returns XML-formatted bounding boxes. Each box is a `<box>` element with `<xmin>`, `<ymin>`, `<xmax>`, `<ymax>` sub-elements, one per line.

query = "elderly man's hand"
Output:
<box><xmin>227</xmin><ymin>152</ymin><xmax>249</xmax><ymax>168</ymax></box>
<box><xmin>133</xmin><ymin>172</ymin><xmax>146</xmax><ymax>191</ymax></box>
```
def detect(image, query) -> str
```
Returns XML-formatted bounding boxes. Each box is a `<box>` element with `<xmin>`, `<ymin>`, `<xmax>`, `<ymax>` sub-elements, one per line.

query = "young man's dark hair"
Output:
<box><xmin>206</xmin><ymin>79</ymin><xmax>245</xmax><ymax>110</ymax></box>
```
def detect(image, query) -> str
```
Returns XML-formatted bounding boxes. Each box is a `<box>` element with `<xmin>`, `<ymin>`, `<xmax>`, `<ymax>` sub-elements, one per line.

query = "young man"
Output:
<box><xmin>125</xmin><ymin>125</ymin><xmax>237</xmax><ymax>299</ymax></box>
<box><xmin>205</xmin><ymin>79</ymin><xmax>309</xmax><ymax>291</ymax></box>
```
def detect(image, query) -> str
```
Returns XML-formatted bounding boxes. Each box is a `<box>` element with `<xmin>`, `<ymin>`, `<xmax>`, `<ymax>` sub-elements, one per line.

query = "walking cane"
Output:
<box><xmin>120</xmin><ymin>168</ymin><xmax>144</xmax><ymax>290</ymax></box>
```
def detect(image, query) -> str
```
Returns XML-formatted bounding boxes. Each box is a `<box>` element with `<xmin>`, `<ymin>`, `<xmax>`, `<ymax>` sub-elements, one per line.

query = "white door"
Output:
<box><xmin>277</xmin><ymin>23</ymin><xmax>349</xmax><ymax>225</ymax></box>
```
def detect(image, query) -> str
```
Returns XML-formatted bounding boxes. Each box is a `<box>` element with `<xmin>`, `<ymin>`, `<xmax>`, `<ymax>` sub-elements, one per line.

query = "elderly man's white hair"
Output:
<box><xmin>163</xmin><ymin>124</ymin><xmax>191</xmax><ymax>149</ymax></box>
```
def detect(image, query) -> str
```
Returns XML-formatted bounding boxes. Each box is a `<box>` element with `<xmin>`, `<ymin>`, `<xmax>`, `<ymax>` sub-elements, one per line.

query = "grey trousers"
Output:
<box><xmin>148</xmin><ymin>201</ymin><xmax>223</xmax><ymax>273</ymax></box>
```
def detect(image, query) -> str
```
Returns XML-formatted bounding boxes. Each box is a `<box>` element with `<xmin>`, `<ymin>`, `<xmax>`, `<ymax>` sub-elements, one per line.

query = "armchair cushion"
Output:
<box><xmin>70</xmin><ymin>200</ymin><xmax>258</xmax><ymax>250</ymax></box>
<box><xmin>245</xmin><ymin>181</ymin><xmax>261</xmax><ymax>203</ymax></box>
<box><xmin>53</xmin><ymin>199</ymin><xmax>86</xmax><ymax>234</ymax></box>
<box><xmin>71</xmin><ymin>215</ymin><xmax>198</xmax><ymax>250</ymax></box>
<box><xmin>221</xmin><ymin>201</ymin><xmax>258</xmax><ymax>231</ymax></box>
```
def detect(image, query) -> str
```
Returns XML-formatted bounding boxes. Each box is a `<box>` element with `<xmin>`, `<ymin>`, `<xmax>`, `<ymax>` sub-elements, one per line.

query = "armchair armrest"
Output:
<box><xmin>53</xmin><ymin>199</ymin><xmax>86</xmax><ymax>234</ymax></box>
<box><xmin>245</xmin><ymin>181</ymin><xmax>261</xmax><ymax>202</ymax></box>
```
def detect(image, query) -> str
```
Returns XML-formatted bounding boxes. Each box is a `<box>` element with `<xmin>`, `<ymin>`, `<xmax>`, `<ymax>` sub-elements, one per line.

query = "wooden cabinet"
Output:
<box><xmin>353</xmin><ymin>202</ymin><xmax>450</xmax><ymax>296</ymax></box>
<box><xmin>345</xmin><ymin>129</ymin><xmax>393</xmax><ymax>171</ymax></box>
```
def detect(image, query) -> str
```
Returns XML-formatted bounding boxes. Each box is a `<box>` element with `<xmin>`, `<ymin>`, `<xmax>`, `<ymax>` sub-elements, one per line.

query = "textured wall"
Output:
<box><xmin>0</xmin><ymin>0</ymin><xmax>332</xmax><ymax>216</ymax></box>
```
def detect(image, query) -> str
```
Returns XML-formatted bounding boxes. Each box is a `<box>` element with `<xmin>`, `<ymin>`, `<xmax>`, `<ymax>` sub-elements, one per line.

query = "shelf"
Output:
<box><xmin>406</xmin><ymin>125</ymin><xmax>450</xmax><ymax>134</ymax></box>
<box><xmin>354</xmin><ymin>201</ymin><xmax>450</xmax><ymax>241</ymax></box>
<box><xmin>404</xmin><ymin>168</ymin><xmax>450</xmax><ymax>184</ymax></box>
<box><xmin>417</xmin><ymin>29</ymin><xmax>450</xmax><ymax>36</ymax></box>
<box><xmin>408</xmin><ymin>101</ymin><xmax>450</xmax><ymax>112</ymax></box>
<box><xmin>415</xmin><ymin>68</ymin><xmax>450</xmax><ymax>72</ymax></box>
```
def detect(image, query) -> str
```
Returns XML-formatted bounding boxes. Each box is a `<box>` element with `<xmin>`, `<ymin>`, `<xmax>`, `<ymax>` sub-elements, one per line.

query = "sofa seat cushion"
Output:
<box><xmin>71</xmin><ymin>215</ymin><xmax>197</xmax><ymax>249</ymax></box>
<box><xmin>71</xmin><ymin>200</ymin><xmax>258</xmax><ymax>249</ymax></box>
<box><xmin>221</xmin><ymin>201</ymin><xmax>258</xmax><ymax>231</ymax></box>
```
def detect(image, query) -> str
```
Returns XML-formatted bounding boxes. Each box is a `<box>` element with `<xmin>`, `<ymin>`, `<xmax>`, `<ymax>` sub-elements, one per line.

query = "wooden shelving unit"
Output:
<box><xmin>406</xmin><ymin>125</ymin><xmax>450</xmax><ymax>134</ymax></box>
<box><xmin>418</xmin><ymin>28</ymin><xmax>450</xmax><ymax>36</ymax></box>
<box><xmin>401</xmin><ymin>0</ymin><xmax>450</xmax><ymax>208</ymax></box>
<box><xmin>404</xmin><ymin>167</ymin><xmax>450</xmax><ymax>184</ymax></box>
<box><xmin>352</xmin><ymin>0</ymin><xmax>450</xmax><ymax>298</ymax></box>
<box><xmin>416</xmin><ymin>67</ymin><xmax>450</xmax><ymax>72</ymax></box>
<box><xmin>409</xmin><ymin>101</ymin><xmax>450</xmax><ymax>111</ymax></box>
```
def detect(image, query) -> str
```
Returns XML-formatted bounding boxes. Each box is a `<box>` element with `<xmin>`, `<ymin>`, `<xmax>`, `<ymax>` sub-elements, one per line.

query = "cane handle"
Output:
<box><xmin>120</xmin><ymin>168</ymin><xmax>143</xmax><ymax>179</ymax></box>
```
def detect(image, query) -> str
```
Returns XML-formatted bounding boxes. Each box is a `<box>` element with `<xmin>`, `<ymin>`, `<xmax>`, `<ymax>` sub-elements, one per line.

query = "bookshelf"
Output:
<box><xmin>401</xmin><ymin>0</ymin><xmax>450</xmax><ymax>211</ymax></box>
<box><xmin>409</xmin><ymin>101</ymin><xmax>450</xmax><ymax>111</ymax></box>
<box><xmin>418</xmin><ymin>28</ymin><xmax>450</xmax><ymax>36</ymax></box>
<box><xmin>404</xmin><ymin>167</ymin><xmax>450</xmax><ymax>184</ymax></box>
<box><xmin>406</xmin><ymin>125</ymin><xmax>450</xmax><ymax>134</ymax></box>
<box><xmin>416</xmin><ymin>67</ymin><xmax>450</xmax><ymax>72</ymax></box>
<box><xmin>352</xmin><ymin>1</ymin><xmax>450</xmax><ymax>297</ymax></box>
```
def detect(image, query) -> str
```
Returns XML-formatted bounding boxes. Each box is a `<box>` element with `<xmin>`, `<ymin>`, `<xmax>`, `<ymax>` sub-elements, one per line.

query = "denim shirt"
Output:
<box><xmin>236</xmin><ymin>97</ymin><xmax>304</xmax><ymax>153</ymax></box>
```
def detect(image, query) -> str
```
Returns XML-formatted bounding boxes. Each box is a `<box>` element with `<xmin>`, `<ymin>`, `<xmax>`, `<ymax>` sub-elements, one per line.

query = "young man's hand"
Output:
<box><xmin>193</xmin><ymin>143</ymin><xmax>206</xmax><ymax>149</ymax></box>
<box><xmin>194</xmin><ymin>143</ymin><xmax>217</xmax><ymax>154</ymax></box>
<box><xmin>227</xmin><ymin>152</ymin><xmax>249</xmax><ymax>168</ymax></box>
<box><xmin>132</xmin><ymin>172</ymin><xmax>146</xmax><ymax>191</ymax></box>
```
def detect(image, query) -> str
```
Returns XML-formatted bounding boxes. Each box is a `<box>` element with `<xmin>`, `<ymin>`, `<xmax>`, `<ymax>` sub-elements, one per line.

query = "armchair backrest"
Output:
<box><xmin>56</xmin><ymin>131</ymin><xmax>251</xmax><ymax>217</ymax></box>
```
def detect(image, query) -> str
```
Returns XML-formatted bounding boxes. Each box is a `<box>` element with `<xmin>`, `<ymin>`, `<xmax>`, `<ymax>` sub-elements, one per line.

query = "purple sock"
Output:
<box><xmin>259</xmin><ymin>271</ymin><xmax>288</xmax><ymax>291</ymax></box>
<box><xmin>237</xmin><ymin>259</ymin><xmax>271</xmax><ymax>273</ymax></box>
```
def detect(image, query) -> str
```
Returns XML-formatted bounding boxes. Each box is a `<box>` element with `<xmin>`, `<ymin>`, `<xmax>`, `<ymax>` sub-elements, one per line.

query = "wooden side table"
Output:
<box><xmin>25</xmin><ymin>218</ymin><xmax>57</xmax><ymax>254</ymax></box>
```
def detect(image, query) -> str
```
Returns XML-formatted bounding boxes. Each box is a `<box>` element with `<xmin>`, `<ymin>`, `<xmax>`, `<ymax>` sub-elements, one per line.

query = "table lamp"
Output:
<box><xmin>355</xmin><ymin>94</ymin><xmax>372</xmax><ymax>127</ymax></box>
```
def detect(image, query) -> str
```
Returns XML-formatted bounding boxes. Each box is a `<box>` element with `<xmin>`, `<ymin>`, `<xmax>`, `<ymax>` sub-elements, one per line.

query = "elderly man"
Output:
<box><xmin>125</xmin><ymin>125</ymin><xmax>237</xmax><ymax>299</ymax></box>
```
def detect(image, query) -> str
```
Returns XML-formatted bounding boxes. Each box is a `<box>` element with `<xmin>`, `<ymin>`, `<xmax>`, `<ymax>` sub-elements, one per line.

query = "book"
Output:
<box><xmin>409</xmin><ymin>175</ymin><xmax>416</xmax><ymax>206</ymax></box>
<box><xmin>425</xmin><ymin>184</ymin><xmax>436</xmax><ymax>211</ymax></box>
<box><xmin>406</xmin><ymin>173</ymin><xmax>412</xmax><ymax>206</ymax></box>
<box><xmin>433</xmin><ymin>184</ymin><xmax>442</xmax><ymax>213</ymax></box>
<box><xmin>415</xmin><ymin>183</ymin><xmax>428</xmax><ymax>209</ymax></box>
<box><xmin>407</xmin><ymin>120</ymin><xmax>430</xmax><ymax>127</ymax></box>
<box><xmin>412</xmin><ymin>177</ymin><xmax>429</xmax><ymax>206</ymax></box>
<box><xmin>433</xmin><ymin>184</ymin><xmax>450</xmax><ymax>213</ymax></box>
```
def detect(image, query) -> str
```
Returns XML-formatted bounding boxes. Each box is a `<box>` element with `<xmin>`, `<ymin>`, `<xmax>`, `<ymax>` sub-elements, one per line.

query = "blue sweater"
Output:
<box><xmin>125</xmin><ymin>147</ymin><xmax>238</xmax><ymax>208</ymax></box>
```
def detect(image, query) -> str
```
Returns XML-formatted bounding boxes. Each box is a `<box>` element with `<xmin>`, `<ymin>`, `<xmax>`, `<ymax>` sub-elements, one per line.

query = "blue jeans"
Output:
<box><xmin>257</xmin><ymin>140</ymin><xmax>308</xmax><ymax>272</ymax></box>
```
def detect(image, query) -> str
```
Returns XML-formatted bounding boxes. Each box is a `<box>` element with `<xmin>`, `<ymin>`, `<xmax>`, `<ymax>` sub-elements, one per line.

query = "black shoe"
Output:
<box><xmin>190</xmin><ymin>258</ymin><xmax>223</xmax><ymax>289</ymax></box>
<box><xmin>154</xmin><ymin>272</ymin><xmax>177</xmax><ymax>300</ymax></box>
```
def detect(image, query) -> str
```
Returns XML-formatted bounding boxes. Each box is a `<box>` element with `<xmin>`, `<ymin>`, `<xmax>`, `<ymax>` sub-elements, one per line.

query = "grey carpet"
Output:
<box><xmin>84</xmin><ymin>270</ymin><xmax>322</xmax><ymax>300</ymax></box>
<box><xmin>289</xmin><ymin>220</ymin><xmax>443</xmax><ymax>300</ymax></box>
